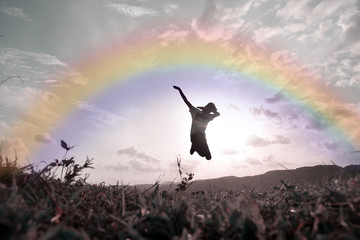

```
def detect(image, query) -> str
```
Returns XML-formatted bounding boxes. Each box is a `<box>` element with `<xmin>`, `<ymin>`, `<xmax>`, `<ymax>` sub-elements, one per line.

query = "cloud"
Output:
<box><xmin>228</xmin><ymin>103</ymin><xmax>241</xmax><ymax>112</ymax></box>
<box><xmin>253</xmin><ymin>23</ymin><xmax>306</xmax><ymax>44</ymax></box>
<box><xmin>222</xmin><ymin>2</ymin><xmax>252</xmax><ymax>20</ymax></box>
<box><xmin>129</xmin><ymin>160</ymin><xmax>162</xmax><ymax>172</ymax></box>
<box><xmin>231</xmin><ymin>159</ymin><xmax>248</xmax><ymax>169</ymax></box>
<box><xmin>117</xmin><ymin>146</ymin><xmax>160</xmax><ymax>163</ymax></box>
<box><xmin>34</xmin><ymin>133</ymin><xmax>55</xmax><ymax>144</ymax></box>
<box><xmin>0</xmin><ymin>48</ymin><xmax>67</xmax><ymax>71</ymax></box>
<box><xmin>271</xmin><ymin>50</ymin><xmax>296</xmax><ymax>65</ymax></box>
<box><xmin>275</xmin><ymin>0</ymin><xmax>355</xmax><ymax>43</ymax></box>
<box><xmin>323</xmin><ymin>52</ymin><xmax>360</xmax><ymax>88</ymax></box>
<box><xmin>117</xmin><ymin>146</ymin><xmax>163</xmax><ymax>172</ymax></box>
<box><xmin>222</xmin><ymin>148</ymin><xmax>239</xmax><ymax>155</ymax></box>
<box><xmin>245</xmin><ymin>158</ymin><xmax>262</xmax><ymax>166</ymax></box>
<box><xmin>191</xmin><ymin>0</ymin><xmax>243</xmax><ymax>42</ymax></box>
<box><xmin>1</xmin><ymin>6</ymin><xmax>31</xmax><ymax>21</ymax></box>
<box><xmin>191</xmin><ymin>0</ymin><xmax>222</xmax><ymax>42</ymax></box>
<box><xmin>75</xmin><ymin>101</ymin><xmax>123</xmax><ymax>127</ymax></box>
<box><xmin>305</xmin><ymin>114</ymin><xmax>328</xmax><ymax>131</ymax></box>
<box><xmin>0</xmin><ymin>121</ymin><xmax>10</xmax><ymax>133</ymax></box>
<box><xmin>285</xmin><ymin>23</ymin><xmax>306</xmax><ymax>33</ymax></box>
<box><xmin>164</xmin><ymin>4</ymin><xmax>178</xmax><ymax>15</ymax></box>
<box><xmin>261</xmin><ymin>155</ymin><xmax>279</xmax><ymax>168</ymax></box>
<box><xmin>253</xmin><ymin>26</ymin><xmax>283</xmax><ymax>43</ymax></box>
<box><xmin>0</xmin><ymin>137</ymin><xmax>29</xmax><ymax>160</ymax></box>
<box><xmin>245</xmin><ymin>134</ymin><xmax>291</xmax><ymax>147</ymax></box>
<box><xmin>265</xmin><ymin>91</ymin><xmax>286</xmax><ymax>104</ymax></box>
<box><xmin>272</xmin><ymin>135</ymin><xmax>291</xmax><ymax>144</ymax></box>
<box><xmin>59</xmin><ymin>71</ymin><xmax>88</xmax><ymax>86</ymax></box>
<box><xmin>332</xmin><ymin>105</ymin><xmax>357</xmax><ymax>118</ymax></box>
<box><xmin>106</xmin><ymin>3</ymin><xmax>158</xmax><ymax>17</ymax></box>
<box><xmin>262</xmin><ymin>155</ymin><xmax>274</xmax><ymax>162</ymax></box>
<box><xmin>0</xmin><ymin>85</ymin><xmax>59</xmax><ymax>120</ymax></box>
<box><xmin>275</xmin><ymin>0</ymin><xmax>311</xmax><ymax>21</ymax></box>
<box><xmin>98</xmin><ymin>162</ymin><xmax>129</xmax><ymax>171</ymax></box>
<box><xmin>275</xmin><ymin>0</ymin><xmax>357</xmax><ymax>49</ymax></box>
<box><xmin>168</xmin><ymin>157</ymin><xmax>202</xmax><ymax>175</ymax></box>
<box><xmin>245</xmin><ymin>134</ymin><xmax>269</xmax><ymax>147</ymax></box>
<box><xmin>335</xmin><ymin>8</ymin><xmax>360</xmax><ymax>52</ymax></box>
<box><xmin>250</xmin><ymin>106</ymin><xmax>282</xmax><ymax>123</ymax></box>
<box><xmin>158</xmin><ymin>26</ymin><xmax>189</xmax><ymax>45</ymax></box>
<box><xmin>0</xmin><ymin>86</ymin><xmax>61</xmax><ymax>128</ymax></box>
<box><xmin>311</xmin><ymin>138</ymin><xmax>341</xmax><ymax>153</ymax></box>
<box><xmin>231</xmin><ymin>155</ymin><xmax>277</xmax><ymax>169</ymax></box>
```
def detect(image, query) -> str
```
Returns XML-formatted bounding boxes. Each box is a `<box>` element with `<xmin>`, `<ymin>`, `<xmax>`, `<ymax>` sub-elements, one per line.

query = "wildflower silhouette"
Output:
<box><xmin>173</xmin><ymin>86</ymin><xmax>220</xmax><ymax>160</ymax></box>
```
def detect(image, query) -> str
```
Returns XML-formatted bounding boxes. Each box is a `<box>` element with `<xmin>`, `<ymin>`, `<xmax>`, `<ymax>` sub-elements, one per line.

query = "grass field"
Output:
<box><xmin>1</xmin><ymin>148</ymin><xmax>360</xmax><ymax>240</ymax></box>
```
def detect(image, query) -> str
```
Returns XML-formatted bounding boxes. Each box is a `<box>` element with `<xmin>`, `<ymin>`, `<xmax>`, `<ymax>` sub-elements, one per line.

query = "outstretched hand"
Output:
<box><xmin>173</xmin><ymin>85</ymin><xmax>181</xmax><ymax>91</ymax></box>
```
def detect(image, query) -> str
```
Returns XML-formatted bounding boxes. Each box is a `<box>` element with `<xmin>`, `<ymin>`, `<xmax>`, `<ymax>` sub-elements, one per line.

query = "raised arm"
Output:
<box><xmin>213</xmin><ymin>111</ymin><xmax>220</xmax><ymax>117</ymax></box>
<box><xmin>173</xmin><ymin>86</ymin><xmax>193</xmax><ymax>109</ymax></box>
<box><xmin>209</xmin><ymin>110</ymin><xmax>220</xmax><ymax>120</ymax></box>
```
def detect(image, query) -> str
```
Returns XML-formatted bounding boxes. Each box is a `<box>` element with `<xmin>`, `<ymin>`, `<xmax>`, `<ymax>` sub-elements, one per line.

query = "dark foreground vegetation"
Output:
<box><xmin>1</xmin><ymin>144</ymin><xmax>360</xmax><ymax>239</ymax></box>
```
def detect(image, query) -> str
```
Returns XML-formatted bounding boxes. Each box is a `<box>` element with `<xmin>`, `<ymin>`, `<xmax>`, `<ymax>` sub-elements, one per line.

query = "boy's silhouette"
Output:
<box><xmin>173</xmin><ymin>86</ymin><xmax>220</xmax><ymax>160</ymax></box>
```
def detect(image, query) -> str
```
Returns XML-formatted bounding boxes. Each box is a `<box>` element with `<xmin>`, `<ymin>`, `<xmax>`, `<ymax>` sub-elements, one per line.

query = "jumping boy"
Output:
<box><xmin>173</xmin><ymin>86</ymin><xmax>220</xmax><ymax>160</ymax></box>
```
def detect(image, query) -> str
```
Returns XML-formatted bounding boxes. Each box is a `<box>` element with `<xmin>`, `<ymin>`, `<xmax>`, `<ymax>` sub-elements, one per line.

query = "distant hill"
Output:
<box><xmin>134</xmin><ymin>164</ymin><xmax>360</xmax><ymax>192</ymax></box>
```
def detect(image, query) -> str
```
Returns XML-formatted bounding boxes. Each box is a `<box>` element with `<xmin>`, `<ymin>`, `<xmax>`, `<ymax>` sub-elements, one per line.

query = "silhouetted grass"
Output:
<box><xmin>1</xmin><ymin>144</ymin><xmax>359</xmax><ymax>239</ymax></box>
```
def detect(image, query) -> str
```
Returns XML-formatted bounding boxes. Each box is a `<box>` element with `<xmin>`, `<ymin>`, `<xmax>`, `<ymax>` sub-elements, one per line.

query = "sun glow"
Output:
<box><xmin>206</xmin><ymin>107</ymin><xmax>267</xmax><ymax>154</ymax></box>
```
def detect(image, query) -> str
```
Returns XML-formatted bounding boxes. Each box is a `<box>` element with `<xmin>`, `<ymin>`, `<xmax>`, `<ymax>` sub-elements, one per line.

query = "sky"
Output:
<box><xmin>1</xmin><ymin>0</ymin><xmax>360</xmax><ymax>185</ymax></box>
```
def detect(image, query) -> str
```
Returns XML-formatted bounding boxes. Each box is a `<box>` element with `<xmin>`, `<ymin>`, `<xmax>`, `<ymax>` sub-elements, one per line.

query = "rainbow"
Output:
<box><xmin>8</xmin><ymin>35</ymin><xmax>360</xmax><ymax>161</ymax></box>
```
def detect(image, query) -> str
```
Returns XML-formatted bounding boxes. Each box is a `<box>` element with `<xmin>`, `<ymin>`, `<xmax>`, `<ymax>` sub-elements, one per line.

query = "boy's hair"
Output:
<box><xmin>198</xmin><ymin>102</ymin><xmax>217</xmax><ymax>112</ymax></box>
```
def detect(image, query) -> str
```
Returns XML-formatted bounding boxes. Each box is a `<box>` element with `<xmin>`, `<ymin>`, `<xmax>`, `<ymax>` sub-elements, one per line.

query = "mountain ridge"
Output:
<box><xmin>134</xmin><ymin>164</ymin><xmax>360</xmax><ymax>192</ymax></box>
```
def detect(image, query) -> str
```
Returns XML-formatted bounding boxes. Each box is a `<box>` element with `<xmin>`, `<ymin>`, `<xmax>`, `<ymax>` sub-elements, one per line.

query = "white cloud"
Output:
<box><xmin>1</xmin><ymin>6</ymin><xmax>31</xmax><ymax>21</ymax></box>
<box><xmin>117</xmin><ymin>146</ymin><xmax>163</xmax><ymax>172</ymax></box>
<box><xmin>0</xmin><ymin>137</ymin><xmax>30</xmax><ymax>160</ymax></box>
<box><xmin>97</xmin><ymin>162</ymin><xmax>130</xmax><ymax>171</ymax></box>
<box><xmin>245</xmin><ymin>134</ymin><xmax>269</xmax><ymax>147</ymax></box>
<box><xmin>222</xmin><ymin>2</ymin><xmax>252</xmax><ymax>20</ymax></box>
<box><xmin>275</xmin><ymin>0</ymin><xmax>311</xmax><ymax>20</ymax></box>
<box><xmin>0</xmin><ymin>85</ymin><xmax>48</xmax><ymax>108</ymax></box>
<box><xmin>191</xmin><ymin>0</ymin><xmax>240</xmax><ymax>42</ymax></box>
<box><xmin>253</xmin><ymin>26</ymin><xmax>283</xmax><ymax>43</ymax></box>
<box><xmin>246</xmin><ymin>157</ymin><xmax>262</xmax><ymax>165</ymax></box>
<box><xmin>164</xmin><ymin>4</ymin><xmax>178</xmax><ymax>15</ymax></box>
<box><xmin>117</xmin><ymin>146</ymin><xmax>160</xmax><ymax>163</ymax></box>
<box><xmin>0</xmin><ymin>121</ymin><xmax>10</xmax><ymax>133</ymax></box>
<box><xmin>270</xmin><ymin>50</ymin><xmax>296</xmax><ymax>65</ymax></box>
<box><xmin>0</xmin><ymin>48</ymin><xmax>67</xmax><ymax>68</ymax></box>
<box><xmin>265</xmin><ymin>90</ymin><xmax>286</xmax><ymax>104</ymax></box>
<box><xmin>335</xmin><ymin>8</ymin><xmax>360</xmax><ymax>52</ymax></box>
<box><xmin>228</xmin><ymin>103</ymin><xmax>241</xmax><ymax>112</ymax></box>
<box><xmin>262</xmin><ymin>155</ymin><xmax>274</xmax><ymax>162</ymax></box>
<box><xmin>253</xmin><ymin>23</ymin><xmax>305</xmax><ymax>44</ymax></box>
<box><xmin>310</xmin><ymin>138</ymin><xmax>341</xmax><ymax>153</ymax></box>
<box><xmin>75</xmin><ymin>101</ymin><xmax>123</xmax><ymax>127</ymax></box>
<box><xmin>34</xmin><ymin>133</ymin><xmax>56</xmax><ymax>144</ymax></box>
<box><xmin>245</xmin><ymin>134</ymin><xmax>291</xmax><ymax>147</ymax></box>
<box><xmin>250</xmin><ymin>106</ymin><xmax>282</xmax><ymax>124</ymax></box>
<box><xmin>312</xmin><ymin>20</ymin><xmax>333</xmax><ymax>42</ymax></box>
<box><xmin>311</xmin><ymin>1</ymin><xmax>352</xmax><ymax>23</ymax></box>
<box><xmin>128</xmin><ymin>160</ymin><xmax>163</xmax><ymax>172</ymax></box>
<box><xmin>106</xmin><ymin>3</ymin><xmax>157</xmax><ymax>18</ymax></box>
<box><xmin>304</xmin><ymin>114</ymin><xmax>328</xmax><ymax>132</ymax></box>
<box><xmin>158</xmin><ymin>26</ymin><xmax>189</xmax><ymax>45</ymax></box>
<box><xmin>222</xmin><ymin>148</ymin><xmax>239</xmax><ymax>155</ymax></box>
<box><xmin>276</xmin><ymin>0</ymin><xmax>355</xmax><ymax>25</ymax></box>
<box><xmin>272</xmin><ymin>134</ymin><xmax>291</xmax><ymax>144</ymax></box>
<box><xmin>284</xmin><ymin>23</ymin><xmax>306</xmax><ymax>33</ymax></box>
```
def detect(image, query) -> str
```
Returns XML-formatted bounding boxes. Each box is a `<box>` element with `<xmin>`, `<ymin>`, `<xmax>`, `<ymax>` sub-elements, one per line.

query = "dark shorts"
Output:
<box><xmin>190</xmin><ymin>132</ymin><xmax>211</xmax><ymax>160</ymax></box>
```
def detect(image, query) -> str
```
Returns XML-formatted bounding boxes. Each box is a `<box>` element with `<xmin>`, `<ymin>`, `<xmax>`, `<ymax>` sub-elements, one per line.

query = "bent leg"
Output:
<box><xmin>191</xmin><ymin>132</ymin><xmax>212</xmax><ymax>160</ymax></box>
<box><xmin>190</xmin><ymin>144</ymin><xmax>195</xmax><ymax>155</ymax></box>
